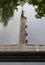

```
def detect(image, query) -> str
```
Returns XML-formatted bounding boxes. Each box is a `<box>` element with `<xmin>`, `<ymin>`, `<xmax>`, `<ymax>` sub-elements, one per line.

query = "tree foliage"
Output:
<box><xmin>0</xmin><ymin>0</ymin><xmax>45</xmax><ymax>26</ymax></box>
<box><xmin>0</xmin><ymin>0</ymin><xmax>19</xmax><ymax>26</ymax></box>
<box><xmin>32</xmin><ymin>0</ymin><xmax>45</xmax><ymax>18</ymax></box>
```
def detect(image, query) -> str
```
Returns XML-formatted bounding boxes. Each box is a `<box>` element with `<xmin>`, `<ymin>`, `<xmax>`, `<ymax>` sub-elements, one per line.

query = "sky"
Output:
<box><xmin>24</xmin><ymin>3</ymin><xmax>45</xmax><ymax>45</ymax></box>
<box><xmin>0</xmin><ymin>6</ymin><xmax>21</xmax><ymax>44</ymax></box>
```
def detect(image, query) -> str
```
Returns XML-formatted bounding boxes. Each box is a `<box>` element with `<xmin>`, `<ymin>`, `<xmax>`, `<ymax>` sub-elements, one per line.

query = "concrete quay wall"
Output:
<box><xmin>0</xmin><ymin>44</ymin><xmax>45</xmax><ymax>51</ymax></box>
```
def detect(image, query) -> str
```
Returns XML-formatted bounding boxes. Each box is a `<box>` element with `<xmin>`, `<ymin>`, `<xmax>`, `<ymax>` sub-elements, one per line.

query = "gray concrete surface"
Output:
<box><xmin>19</xmin><ymin>16</ymin><xmax>26</xmax><ymax>45</ymax></box>
<box><xmin>0</xmin><ymin>44</ymin><xmax>45</xmax><ymax>51</ymax></box>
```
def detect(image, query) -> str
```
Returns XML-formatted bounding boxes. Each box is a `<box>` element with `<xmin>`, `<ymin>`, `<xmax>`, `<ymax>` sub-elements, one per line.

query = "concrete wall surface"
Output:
<box><xmin>0</xmin><ymin>44</ymin><xmax>45</xmax><ymax>51</ymax></box>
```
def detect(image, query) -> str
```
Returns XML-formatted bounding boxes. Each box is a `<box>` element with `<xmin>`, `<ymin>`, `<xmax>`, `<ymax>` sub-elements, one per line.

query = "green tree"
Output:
<box><xmin>20</xmin><ymin>0</ymin><xmax>45</xmax><ymax>18</ymax></box>
<box><xmin>31</xmin><ymin>0</ymin><xmax>45</xmax><ymax>18</ymax></box>
<box><xmin>0</xmin><ymin>0</ymin><xmax>19</xmax><ymax>26</ymax></box>
<box><xmin>0</xmin><ymin>0</ymin><xmax>45</xmax><ymax>26</ymax></box>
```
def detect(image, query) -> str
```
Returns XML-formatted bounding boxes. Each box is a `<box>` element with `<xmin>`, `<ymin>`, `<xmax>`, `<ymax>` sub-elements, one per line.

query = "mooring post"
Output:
<box><xmin>19</xmin><ymin>10</ymin><xmax>27</xmax><ymax>45</ymax></box>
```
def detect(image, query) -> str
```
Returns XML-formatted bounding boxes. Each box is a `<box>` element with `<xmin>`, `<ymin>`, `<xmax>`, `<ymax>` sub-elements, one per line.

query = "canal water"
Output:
<box><xmin>0</xmin><ymin>62</ymin><xmax>45</xmax><ymax>65</ymax></box>
<box><xmin>0</xmin><ymin>0</ymin><xmax>45</xmax><ymax>45</ymax></box>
